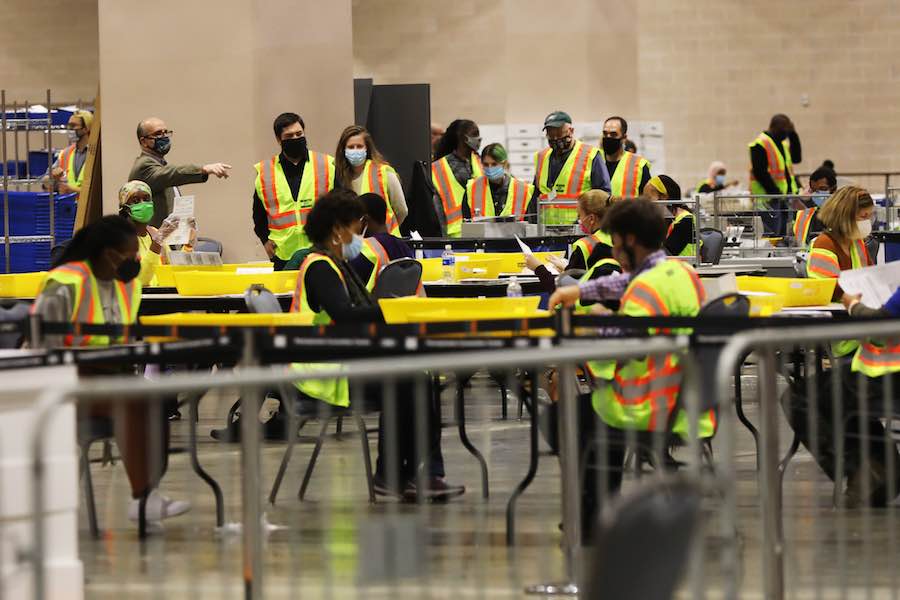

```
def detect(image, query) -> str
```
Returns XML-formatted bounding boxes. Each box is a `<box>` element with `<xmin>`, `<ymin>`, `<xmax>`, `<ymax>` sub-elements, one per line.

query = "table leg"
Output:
<box><xmin>455</xmin><ymin>377</ymin><xmax>489</xmax><ymax>499</ymax></box>
<box><xmin>188</xmin><ymin>394</ymin><xmax>225</xmax><ymax>527</ymax></box>
<box><xmin>506</xmin><ymin>370</ymin><xmax>539</xmax><ymax>546</ymax></box>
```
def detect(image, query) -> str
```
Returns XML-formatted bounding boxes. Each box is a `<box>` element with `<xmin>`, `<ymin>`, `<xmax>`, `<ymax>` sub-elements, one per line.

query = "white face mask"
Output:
<box><xmin>853</xmin><ymin>218</ymin><xmax>872</xmax><ymax>239</ymax></box>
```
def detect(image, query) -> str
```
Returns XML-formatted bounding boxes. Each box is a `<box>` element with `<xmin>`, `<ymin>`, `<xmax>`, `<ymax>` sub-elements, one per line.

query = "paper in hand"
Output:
<box><xmin>515</xmin><ymin>235</ymin><xmax>533</xmax><ymax>255</ymax></box>
<box><xmin>164</xmin><ymin>195</ymin><xmax>195</xmax><ymax>246</ymax></box>
<box><xmin>839</xmin><ymin>262</ymin><xmax>900</xmax><ymax>308</ymax></box>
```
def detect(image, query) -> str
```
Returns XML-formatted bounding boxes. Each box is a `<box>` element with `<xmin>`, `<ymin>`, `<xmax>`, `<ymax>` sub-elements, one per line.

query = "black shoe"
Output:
<box><xmin>403</xmin><ymin>477</ymin><xmax>466</xmax><ymax>503</ymax></box>
<box><xmin>373</xmin><ymin>475</ymin><xmax>406</xmax><ymax>499</ymax></box>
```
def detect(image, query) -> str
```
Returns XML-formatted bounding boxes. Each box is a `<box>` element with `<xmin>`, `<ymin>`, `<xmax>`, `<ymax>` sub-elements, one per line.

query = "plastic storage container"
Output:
<box><xmin>378</xmin><ymin>296</ymin><xmax>542</xmax><ymax>324</ymax></box>
<box><xmin>173</xmin><ymin>270</ymin><xmax>299</xmax><ymax>296</ymax></box>
<box><xmin>739</xmin><ymin>291</ymin><xmax>786</xmax><ymax>317</ymax></box>
<box><xmin>736</xmin><ymin>276</ymin><xmax>836</xmax><ymax>307</ymax></box>
<box><xmin>0</xmin><ymin>271</ymin><xmax>46</xmax><ymax>297</ymax></box>
<box><xmin>0</xmin><ymin>192</ymin><xmax>77</xmax><ymax>272</ymax></box>
<box><xmin>153</xmin><ymin>263</ymin><xmax>273</xmax><ymax>287</ymax></box>
<box><xmin>140</xmin><ymin>312</ymin><xmax>314</xmax><ymax>327</ymax></box>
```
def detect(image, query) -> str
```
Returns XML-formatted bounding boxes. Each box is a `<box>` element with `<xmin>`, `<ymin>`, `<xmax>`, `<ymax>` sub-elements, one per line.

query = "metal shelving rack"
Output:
<box><xmin>1</xmin><ymin>89</ymin><xmax>90</xmax><ymax>273</ymax></box>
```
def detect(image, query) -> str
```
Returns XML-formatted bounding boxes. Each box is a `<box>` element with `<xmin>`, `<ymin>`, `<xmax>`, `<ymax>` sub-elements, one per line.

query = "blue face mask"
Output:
<box><xmin>344</xmin><ymin>148</ymin><xmax>367</xmax><ymax>167</ymax></box>
<box><xmin>812</xmin><ymin>192</ymin><xmax>830</xmax><ymax>207</ymax></box>
<box><xmin>484</xmin><ymin>165</ymin><xmax>505</xmax><ymax>182</ymax></box>
<box><xmin>153</xmin><ymin>136</ymin><xmax>171</xmax><ymax>156</ymax></box>
<box><xmin>342</xmin><ymin>233</ymin><xmax>364</xmax><ymax>261</ymax></box>
<box><xmin>714</xmin><ymin>174</ymin><xmax>726</xmax><ymax>187</ymax></box>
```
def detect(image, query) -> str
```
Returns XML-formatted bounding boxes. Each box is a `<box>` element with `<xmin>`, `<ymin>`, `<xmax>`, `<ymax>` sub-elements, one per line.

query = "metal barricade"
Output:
<box><xmin>717</xmin><ymin>319</ymin><xmax>900</xmax><ymax>600</ymax></box>
<box><xmin>20</xmin><ymin>332</ymin><xmax>734</xmax><ymax>600</ymax></box>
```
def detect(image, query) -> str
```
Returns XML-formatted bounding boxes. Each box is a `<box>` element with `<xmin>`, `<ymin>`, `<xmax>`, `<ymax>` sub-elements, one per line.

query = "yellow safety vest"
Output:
<box><xmin>792</xmin><ymin>207</ymin><xmax>817</xmax><ymax>248</ymax></box>
<box><xmin>807</xmin><ymin>235</ymin><xmax>872</xmax><ymax>357</ymax></box>
<box><xmin>748</xmin><ymin>132</ymin><xmax>797</xmax><ymax>201</ymax></box>
<box><xmin>137</xmin><ymin>233</ymin><xmax>161</xmax><ymax>287</ymax></box>
<box><xmin>534</xmin><ymin>141</ymin><xmax>599</xmax><ymax>225</ymax></box>
<box><xmin>571</xmin><ymin>230</ymin><xmax>610</xmax><ymax>269</ymax></box>
<box><xmin>35</xmin><ymin>261</ymin><xmax>141</xmax><ymax>347</ymax></box>
<box><xmin>575</xmin><ymin>239</ymin><xmax>621</xmax><ymax>314</ymax></box>
<box><xmin>852</xmin><ymin>338</ymin><xmax>900</xmax><ymax>378</ymax></box>
<box><xmin>589</xmin><ymin>259</ymin><xmax>715</xmax><ymax>438</ymax></box>
<box><xmin>359</xmin><ymin>160</ymin><xmax>401</xmax><ymax>236</ymax></box>
<box><xmin>431</xmin><ymin>153</ymin><xmax>483</xmax><ymax>237</ymax></box>
<box><xmin>358</xmin><ymin>237</ymin><xmax>390</xmax><ymax>292</ymax></box>
<box><xmin>666</xmin><ymin>210</ymin><xmax>702</xmax><ymax>257</ymax></box>
<box><xmin>289</xmin><ymin>252</ymin><xmax>349</xmax><ymax>407</ymax></box>
<box><xmin>599</xmin><ymin>150</ymin><xmax>649</xmax><ymax>198</ymax></box>
<box><xmin>464</xmin><ymin>176</ymin><xmax>534</xmax><ymax>220</ymax></box>
<box><xmin>254</xmin><ymin>152</ymin><xmax>335</xmax><ymax>261</ymax></box>
<box><xmin>58</xmin><ymin>144</ymin><xmax>86</xmax><ymax>191</ymax></box>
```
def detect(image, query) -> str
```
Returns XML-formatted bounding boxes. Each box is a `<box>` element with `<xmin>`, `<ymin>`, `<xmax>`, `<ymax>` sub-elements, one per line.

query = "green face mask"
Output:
<box><xmin>128</xmin><ymin>201</ymin><xmax>154</xmax><ymax>224</ymax></box>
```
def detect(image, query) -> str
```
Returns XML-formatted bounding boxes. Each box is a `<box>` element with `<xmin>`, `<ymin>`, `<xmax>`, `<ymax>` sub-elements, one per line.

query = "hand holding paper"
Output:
<box><xmin>164</xmin><ymin>195</ymin><xmax>195</xmax><ymax>246</ymax></box>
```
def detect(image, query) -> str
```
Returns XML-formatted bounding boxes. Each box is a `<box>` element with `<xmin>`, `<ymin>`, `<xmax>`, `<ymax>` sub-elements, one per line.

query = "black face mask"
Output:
<box><xmin>116</xmin><ymin>257</ymin><xmax>141</xmax><ymax>283</ymax></box>
<box><xmin>281</xmin><ymin>137</ymin><xmax>308</xmax><ymax>161</ymax></box>
<box><xmin>549</xmin><ymin>136</ymin><xmax>572</xmax><ymax>153</ymax></box>
<box><xmin>602</xmin><ymin>136</ymin><xmax>623</xmax><ymax>155</ymax></box>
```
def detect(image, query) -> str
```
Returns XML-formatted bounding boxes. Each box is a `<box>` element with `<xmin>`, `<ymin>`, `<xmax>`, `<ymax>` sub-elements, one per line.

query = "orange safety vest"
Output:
<box><xmin>58</xmin><ymin>144</ymin><xmax>86</xmax><ymax>190</ymax></box>
<box><xmin>360</xmin><ymin>161</ymin><xmax>400</xmax><ymax>236</ymax></box>
<box><xmin>431</xmin><ymin>153</ymin><xmax>483</xmax><ymax>237</ymax></box>
<box><xmin>792</xmin><ymin>207</ymin><xmax>817</xmax><ymax>246</ymax></box>
<box><xmin>466</xmin><ymin>176</ymin><xmax>533</xmax><ymax>220</ymax></box>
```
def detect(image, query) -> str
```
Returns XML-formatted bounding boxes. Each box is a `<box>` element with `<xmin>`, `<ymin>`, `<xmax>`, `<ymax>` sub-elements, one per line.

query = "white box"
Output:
<box><xmin>507</xmin><ymin>138</ymin><xmax>544</xmax><ymax>152</ymax></box>
<box><xmin>508</xmin><ymin>151</ymin><xmax>535</xmax><ymax>166</ymax></box>
<box><xmin>506</xmin><ymin>123</ymin><xmax>543</xmax><ymax>138</ymax></box>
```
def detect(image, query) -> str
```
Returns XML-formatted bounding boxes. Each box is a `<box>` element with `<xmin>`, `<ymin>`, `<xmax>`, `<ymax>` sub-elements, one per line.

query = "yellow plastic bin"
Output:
<box><xmin>0</xmin><ymin>271</ymin><xmax>46</xmax><ymax>297</ymax></box>
<box><xmin>141</xmin><ymin>312</ymin><xmax>313</xmax><ymax>327</ymax></box>
<box><xmin>379</xmin><ymin>296</ymin><xmax>541</xmax><ymax>324</ymax></box>
<box><xmin>455</xmin><ymin>257</ymin><xmax>504</xmax><ymax>279</ymax></box>
<box><xmin>736</xmin><ymin>276</ymin><xmax>836</xmax><ymax>307</ymax></box>
<box><xmin>173</xmin><ymin>270</ymin><xmax>298</xmax><ymax>296</ymax></box>
<box><xmin>739</xmin><ymin>291</ymin><xmax>785</xmax><ymax>317</ymax></box>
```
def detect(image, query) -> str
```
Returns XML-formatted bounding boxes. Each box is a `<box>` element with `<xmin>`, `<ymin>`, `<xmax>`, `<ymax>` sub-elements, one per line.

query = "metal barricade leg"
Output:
<box><xmin>757</xmin><ymin>346</ymin><xmax>784</xmax><ymax>600</ymax></box>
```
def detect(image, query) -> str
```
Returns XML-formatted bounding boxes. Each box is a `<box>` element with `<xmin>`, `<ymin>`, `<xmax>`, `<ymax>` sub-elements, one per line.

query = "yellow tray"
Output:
<box><xmin>379</xmin><ymin>296</ymin><xmax>541</xmax><ymax>324</ymax></box>
<box><xmin>173</xmin><ymin>270</ymin><xmax>298</xmax><ymax>296</ymax></box>
<box><xmin>0</xmin><ymin>271</ymin><xmax>46</xmax><ymax>298</ymax></box>
<box><xmin>739</xmin><ymin>291</ymin><xmax>785</xmax><ymax>317</ymax></box>
<box><xmin>405</xmin><ymin>308</ymin><xmax>550</xmax><ymax>324</ymax></box>
<box><xmin>154</xmin><ymin>262</ymin><xmax>273</xmax><ymax>287</ymax></box>
<box><xmin>140</xmin><ymin>312</ymin><xmax>313</xmax><ymax>327</ymax></box>
<box><xmin>419</xmin><ymin>252</ymin><xmax>563</xmax><ymax>282</ymax></box>
<box><xmin>737</xmin><ymin>276</ymin><xmax>836</xmax><ymax>307</ymax></box>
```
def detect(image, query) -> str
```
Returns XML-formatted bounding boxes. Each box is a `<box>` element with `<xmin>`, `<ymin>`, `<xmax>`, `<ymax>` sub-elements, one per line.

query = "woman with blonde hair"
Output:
<box><xmin>526</xmin><ymin>189</ymin><xmax>621</xmax><ymax>293</ymax></box>
<box><xmin>334</xmin><ymin>125</ymin><xmax>407</xmax><ymax>235</ymax></box>
<box><xmin>807</xmin><ymin>185</ymin><xmax>875</xmax><ymax>356</ymax></box>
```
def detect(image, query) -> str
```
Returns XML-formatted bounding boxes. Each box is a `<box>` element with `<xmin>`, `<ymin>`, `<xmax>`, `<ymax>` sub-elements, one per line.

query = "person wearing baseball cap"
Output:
<box><xmin>528</xmin><ymin>111</ymin><xmax>610</xmax><ymax>225</ymax></box>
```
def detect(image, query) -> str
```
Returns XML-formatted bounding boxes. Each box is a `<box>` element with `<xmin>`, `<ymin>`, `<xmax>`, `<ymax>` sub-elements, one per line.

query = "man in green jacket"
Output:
<box><xmin>128</xmin><ymin>116</ymin><xmax>232</xmax><ymax>227</ymax></box>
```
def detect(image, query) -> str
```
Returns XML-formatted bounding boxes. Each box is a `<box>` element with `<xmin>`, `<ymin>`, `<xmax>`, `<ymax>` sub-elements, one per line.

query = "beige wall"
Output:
<box><xmin>0</xmin><ymin>0</ymin><xmax>99</xmax><ymax>103</ymax></box>
<box><xmin>352</xmin><ymin>0</ymin><xmax>638</xmax><ymax>128</ymax></box>
<box><xmin>638</xmin><ymin>0</ymin><xmax>900</xmax><ymax>190</ymax></box>
<box><xmin>355</xmin><ymin>0</ymin><xmax>900</xmax><ymax>192</ymax></box>
<box><xmin>98</xmin><ymin>0</ymin><xmax>354</xmax><ymax>263</ymax></box>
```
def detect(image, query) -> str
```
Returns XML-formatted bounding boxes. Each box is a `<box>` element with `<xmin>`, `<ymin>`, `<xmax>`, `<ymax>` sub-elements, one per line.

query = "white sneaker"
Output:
<box><xmin>128</xmin><ymin>490</ymin><xmax>192</xmax><ymax>522</ymax></box>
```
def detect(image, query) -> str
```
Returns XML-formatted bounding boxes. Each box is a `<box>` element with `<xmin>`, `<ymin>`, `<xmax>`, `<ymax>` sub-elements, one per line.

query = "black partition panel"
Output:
<box><xmin>358</xmin><ymin>82</ymin><xmax>435</xmax><ymax>235</ymax></box>
<box><xmin>353</xmin><ymin>78</ymin><xmax>373</xmax><ymax>126</ymax></box>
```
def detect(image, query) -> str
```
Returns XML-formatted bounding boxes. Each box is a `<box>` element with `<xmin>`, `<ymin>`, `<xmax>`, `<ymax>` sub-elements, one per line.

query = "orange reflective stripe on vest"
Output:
<box><xmin>808</xmin><ymin>252</ymin><xmax>841</xmax><ymax>278</ymax></box>
<box><xmin>470</xmin><ymin>177</ymin><xmax>491</xmax><ymax>216</ymax></box>
<box><xmin>367</xmin><ymin>237</ymin><xmax>389</xmax><ymax>272</ymax></box>
<box><xmin>856</xmin><ymin>340</ymin><xmax>900</xmax><ymax>370</ymax></box>
<box><xmin>793</xmin><ymin>208</ymin><xmax>815</xmax><ymax>241</ymax></box>
<box><xmin>756</xmin><ymin>136</ymin><xmax>787</xmax><ymax>183</ymax></box>
<box><xmin>59</xmin><ymin>145</ymin><xmax>74</xmax><ymax>173</ymax></box>
<box><xmin>671</xmin><ymin>260</ymin><xmax>707</xmax><ymax>305</ymax></box>
<box><xmin>311</xmin><ymin>152</ymin><xmax>332</xmax><ymax>201</ymax></box>
<box><xmin>565</xmin><ymin>143</ymin><xmax>591</xmax><ymax>197</ymax></box>
<box><xmin>432</xmin><ymin>160</ymin><xmax>462</xmax><ymax>224</ymax></box>
<box><xmin>623</xmin><ymin>281</ymin><xmax>669</xmax><ymax>316</ymax></box>
<box><xmin>611</xmin><ymin>356</ymin><xmax>681</xmax><ymax>432</ymax></box>
<box><xmin>509</xmin><ymin>179</ymin><xmax>529</xmax><ymax>218</ymax></box>
<box><xmin>259</xmin><ymin>158</ymin><xmax>300</xmax><ymax>230</ymax></box>
<box><xmin>855</xmin><ymin>239</ymin><xmax>871</xmax><ymax>265</ymax></box>
<box><xmin>614</xmin><ymin>152</ymin><xmax>640</xmax><ymax>197</ymax></box>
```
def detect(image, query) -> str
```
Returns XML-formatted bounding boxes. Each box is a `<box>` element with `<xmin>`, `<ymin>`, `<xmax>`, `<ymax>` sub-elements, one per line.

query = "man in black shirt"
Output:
<box><xmin>749</xmin><ymin>114</ymin><xmax>802</xmax><ymax>236</ymax></box>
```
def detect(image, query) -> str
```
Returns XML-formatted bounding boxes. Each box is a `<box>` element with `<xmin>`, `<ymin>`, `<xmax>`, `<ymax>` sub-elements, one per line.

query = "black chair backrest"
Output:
<box><xmin>244</xmin><ymin>285</ymin><xmax>283</xmax><ymax>314</ymax></box>
<box><xmin>866</xmin><ymin>236</ymin><xmax>880</xmax><ymax>262</ymax></box>
<box><xmin>699</xmin><ymin>228</ymin><xmax>725</xmax><ymax>265</ymax></box>
<box><xmin>700</xmin><ymin>292</ymin><xmax>750</xmax><ymax>318</ymax></box>
<box><xmin>372</xmin><ymin>258</ymin><xmax>423</xmax><ymax>299</ymax></box>
<box><xmin>0</xmin><ymin>302</ymin><xmax>29</xmax><ymax>349</ymax></box>
<box><xmin>195</xmin><ymin>237</ymin><xmax>224</xmax><ymax>256</ymax></box>
<box><xmin>581</xmin><ymin>478</ymin><xmax>703</xmax><ymax>600</ymax></box>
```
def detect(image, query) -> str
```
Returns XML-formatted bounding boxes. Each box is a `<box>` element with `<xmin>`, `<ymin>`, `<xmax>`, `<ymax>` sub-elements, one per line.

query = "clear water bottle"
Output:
<box><xmin>441</xmin><ymin>244</ymin><xmax>456</xmax><ymax>282</ymax></box>
<box><xmin>506</xmin><ymin>275</ymin><xmax>522</xmax><ymax>297</ymax></box>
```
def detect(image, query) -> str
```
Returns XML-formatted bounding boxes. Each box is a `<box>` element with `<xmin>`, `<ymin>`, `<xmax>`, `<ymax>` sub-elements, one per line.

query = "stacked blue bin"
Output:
<box><xmin>0</xmin><ymin>191</ymin><xmax>77</xmax><ymax>273</ymax></box>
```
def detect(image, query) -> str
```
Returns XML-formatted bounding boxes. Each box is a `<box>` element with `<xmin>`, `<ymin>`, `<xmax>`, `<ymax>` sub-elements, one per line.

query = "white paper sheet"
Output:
<box><xmin>409</xmin><ymin>230</ymin><xmax>423</xmax><ymax>241</ymax></box>
<box><xmin>164</xmin><ymin>195</ymin><xmax>195</xmax><ymax>246</ymax></box>
<box><xmin>515</xmin><ymin>235</ymin><xmax>533</xmax><ymax>255</ymax></box>
<box><xmin>838</xmin><ymin>262</ymin><xmax>900</xmax><ymax>308</ymax></box>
